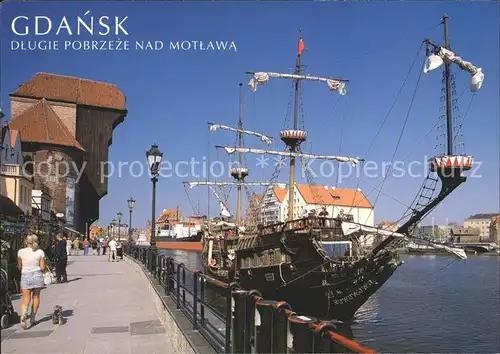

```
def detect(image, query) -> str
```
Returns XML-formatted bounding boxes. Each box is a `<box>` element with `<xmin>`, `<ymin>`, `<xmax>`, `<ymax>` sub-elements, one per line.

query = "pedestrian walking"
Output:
<box><xmin>108</xmin><ymin>238</ymin><xmax>117</xmax><ymax>262</ymax></box>
<box><xmin>97</xmin><ymin>239</ymin><xmax>102</xmax><ymax>255</ymax></box>
<box><xmin>72</xmin><ymin>238</ymin><xmax>80</xmax><ymax>256</ymax></box>
<box><xmin>83</xmin><ymin>239</ymin><xmax>90</xmax><ymax>256</ymax></box>
<box><xmin>102</xmin><ymin>239</ymin><xmax>107</xmax><ymax>256</ymax></box>
<box><xmin>65</xmin><ymin>236</ymin><xmax>72</xmax><ymax>256</ymax></box>
<box><xmin>54</xmin><ymin>233</ymin><xmax>68</xmax><ymax>283</ymax></box>
<box><xmin>17</xmin><ymin>234</ymin><xmax>45</xmax><ymax>329</ymax></box>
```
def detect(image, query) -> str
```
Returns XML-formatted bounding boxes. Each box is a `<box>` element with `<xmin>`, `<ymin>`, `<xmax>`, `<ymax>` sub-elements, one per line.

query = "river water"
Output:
<box><xmin>160</xmin><ymin>250</ymin><xmax>500</xmax><ymax>353</ymax></box>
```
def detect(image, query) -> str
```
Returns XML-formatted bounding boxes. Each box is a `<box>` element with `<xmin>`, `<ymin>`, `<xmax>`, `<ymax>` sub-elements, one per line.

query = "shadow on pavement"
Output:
<box><xmin>32</xmin><ymin>309</ymin><xmax>74</xmax><ymax>327</ymax></box>
<box><xmin>66</xmin><ymin>277</ymin><xmax>82</xmax><ymax>283</ymax></box>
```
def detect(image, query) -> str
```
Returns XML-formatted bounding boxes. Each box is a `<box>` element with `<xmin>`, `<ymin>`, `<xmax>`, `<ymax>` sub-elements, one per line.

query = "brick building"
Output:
<box><xmin>8</xmin><ymin>73</ymin><xmax>127</xmax><ymax>233</ymax></box>
<box><xmin>463</xmin><ymin>213</ymin><xmax>500</xmax><ymax>241</ymax></box>
<box><xmin>451</xmin><ymin>227</ymin><xmax>481</xmax><ymax>243</ymax></box>
<box><xmin>156</xmin><ymin>207</ymin><xmax>181</xmax><ymax>230</ymax></box>
<box><xmin>490</xmin><ymin>216</ymin><xmax>500</xmax><ymax>244</ymax></box>
<box><xmin>244</xmin><ymin>194</ymin><xmax>263</xmax><ymax>230</ymax></box>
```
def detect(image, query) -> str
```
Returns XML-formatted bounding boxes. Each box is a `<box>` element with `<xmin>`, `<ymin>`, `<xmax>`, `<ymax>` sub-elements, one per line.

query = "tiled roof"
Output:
<box><xmin>466</xmin><ymin>213</ymin><xmax>500</xmax><ymax>220</ymax></box>
<box><xmin>272</xmin><ymin>184</ymin><xmax>373</xmax><ymax>208</ymax></box>
<box><xmin>273</xmin><ymin>187</ymin><xmax>288</xmax><ymax>203</ymax></box>
<box><xmin>157</xmin><ymin>208</ymin><xmax>180</xmax><ymax>223</ymax></box>
<box><xmin>9</xmin><ymin>99</ymin><xmax>85</xmax><ymax>151</ymax></box>
<box><xmin>298</xmin><ymin>184</ymin><xmax>373</xmax><ymax>208</ymax></box>
<box><xmin>11</xmin><ymin>72</ymin><xmax>126</xmax><ymax>111</ymax></box>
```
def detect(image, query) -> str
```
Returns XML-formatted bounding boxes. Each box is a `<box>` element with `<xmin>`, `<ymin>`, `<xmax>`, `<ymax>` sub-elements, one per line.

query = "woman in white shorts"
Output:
<box><xmin>17</xmin><ymin>234</ymin><xmax>46</xmax><ymax>329</ymax></box>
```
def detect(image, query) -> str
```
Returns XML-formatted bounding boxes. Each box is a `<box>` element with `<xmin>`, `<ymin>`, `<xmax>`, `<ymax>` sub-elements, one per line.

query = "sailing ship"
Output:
<box><xmin>186</xmin><ymin>17</ymin><xmax>484</xmax><ymax>321</ymax></box>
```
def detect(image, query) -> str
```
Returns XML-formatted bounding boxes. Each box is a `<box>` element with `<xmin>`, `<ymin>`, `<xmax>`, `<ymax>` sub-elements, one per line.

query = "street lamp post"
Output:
<box><xmin>111</xmin><ymin>219</ymin><xmax>116</xmax><ymax>239</ymax></box>
<box><xmin>146</xmin><ymin>144</ymin><xmax>163</xmax><ymax>247</ymax></box>
<box><xmin>127</xmin><ymin>198</ymin><xmax>136</xmax><ymax>243</ymax></box>
<box><xmin>117</xmin><ymin>212</ymin><xmax>123</xmax><ymax>241</ymax></box>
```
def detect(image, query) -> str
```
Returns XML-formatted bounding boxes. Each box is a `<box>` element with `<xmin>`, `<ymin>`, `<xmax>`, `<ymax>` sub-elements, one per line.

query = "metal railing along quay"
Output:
<box><xmin>126</xmin><ymin>245</ymin><xmax>375</xmax><ymax>354</ymax></box>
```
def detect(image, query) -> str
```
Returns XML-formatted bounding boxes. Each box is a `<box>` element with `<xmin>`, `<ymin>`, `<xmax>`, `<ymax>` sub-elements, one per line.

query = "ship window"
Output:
<box><xmin>263</xmin><ymin>251</ymin><xmax>270</xmax><ymax>266</ymax></box>
<box><xmin>321</xmin><ymin>241</ymin><xmax>352</xmax><ymax>258</ymax></box>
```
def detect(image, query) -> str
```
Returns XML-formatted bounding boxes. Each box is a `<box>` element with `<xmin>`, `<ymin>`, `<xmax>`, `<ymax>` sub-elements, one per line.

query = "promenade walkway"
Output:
<box><xmin>0</xmin><ymin>254</ymin><xmax>172</xmax><ymax>354</ymax></box>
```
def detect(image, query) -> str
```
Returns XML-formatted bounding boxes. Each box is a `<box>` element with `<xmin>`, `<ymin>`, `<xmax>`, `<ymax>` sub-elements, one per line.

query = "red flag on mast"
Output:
<box><xmin>298</xmin><ymin>38</ymin><xmax>305</xmax><ymax>55</ymax></box>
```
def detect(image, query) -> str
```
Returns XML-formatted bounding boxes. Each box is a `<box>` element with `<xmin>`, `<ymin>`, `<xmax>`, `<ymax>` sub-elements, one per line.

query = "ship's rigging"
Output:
<box><xmin>180</xmin><ymin>16</ymin><xmax>485</xmax><ymax>322</ymax></box>
<box><xmin>185</xmin><ymin>17</ymin><xmax>483</xmax><ymax>249</ymax></box>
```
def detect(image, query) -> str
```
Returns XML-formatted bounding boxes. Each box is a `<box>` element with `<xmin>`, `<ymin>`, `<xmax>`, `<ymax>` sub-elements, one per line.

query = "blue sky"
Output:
<box><xmin>1</xmin><ymin>1</ymin><xmax>498</xmax><ymax>228</ymax></box>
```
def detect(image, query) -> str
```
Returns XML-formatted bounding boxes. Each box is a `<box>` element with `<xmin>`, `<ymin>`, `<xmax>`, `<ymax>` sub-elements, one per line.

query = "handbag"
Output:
<box><xmin>43</xmin><ymin>265</ymin><xmax>54</xmax><ymax>285</ymax></box>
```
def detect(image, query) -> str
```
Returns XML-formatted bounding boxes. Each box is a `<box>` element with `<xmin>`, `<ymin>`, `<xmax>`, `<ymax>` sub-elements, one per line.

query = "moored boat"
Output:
<box><xmin>187</xmin><ymin>17</ymin><xmax>484</xmax><ymax>321</ymax></box>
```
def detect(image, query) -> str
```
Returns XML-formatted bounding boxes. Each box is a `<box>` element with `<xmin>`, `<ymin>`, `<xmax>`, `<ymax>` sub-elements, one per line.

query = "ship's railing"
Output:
<box><xmin>260</xmin><ymin>217</ymin><xmax>344</xmax><ymax>235</ymax></box>
<box><xmin>126</xmin><ymin>245</ymin><xmax>376</xmax><ymax>354</ymax></box>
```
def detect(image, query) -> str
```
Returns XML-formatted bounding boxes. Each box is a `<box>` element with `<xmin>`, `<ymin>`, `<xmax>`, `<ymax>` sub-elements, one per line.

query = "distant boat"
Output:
<box><xmin>406</xmin><ymin>241</ymin><xmax>449</xmax><ymax>255</ymax></box>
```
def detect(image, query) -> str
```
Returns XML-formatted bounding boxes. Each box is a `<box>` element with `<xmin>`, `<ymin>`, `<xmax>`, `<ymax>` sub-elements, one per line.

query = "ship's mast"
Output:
<box><xmin>229</xmin><ymin>83</ymin><xmax>249</xmax><ymax>227</ymax></box>
<box><xmin>236</xmin><ymin>83</ymin><xmax>244</xmax><ymax>225</ymax></box>
<box><xmin>376</xmin><ymin>14</ymin><xmax>484</xmax><ymax>249</ymax></box>
<box><xmin>215</xmin><ymin>32</ymin><xmax>354</xmax><ymax>224</ymax></box>
<box><xmin>287</xmin><ymin>31</ymin><xmax>304</xmax><ymax>221</ymax></box>
<box><xmin>443</xmin><ymin>14</ymin><xmax>453</xmax><ymax>155</ymax></box>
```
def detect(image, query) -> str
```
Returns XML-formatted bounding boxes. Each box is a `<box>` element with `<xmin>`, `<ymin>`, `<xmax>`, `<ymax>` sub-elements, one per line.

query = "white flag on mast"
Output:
<box><xmin>208</xmin><ymin>186</ymin><xmax>232</xmax><ymax>218</ymax></box>
<box><xmin>219</xmin><ymin>201</ymin><xmax>232</xmax><ymax>218</ymax></box>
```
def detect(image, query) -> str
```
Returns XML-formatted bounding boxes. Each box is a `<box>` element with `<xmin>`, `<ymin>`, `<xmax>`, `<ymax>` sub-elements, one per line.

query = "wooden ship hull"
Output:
<box><xmin>237</xmin><ymin>242</ymin><xmax>400</xmax><ymax>322</ymax></box>
<box><xmin>203</xmin><ymin>217</ymin><xmax>402</xmax><ymax>321</ymax></box>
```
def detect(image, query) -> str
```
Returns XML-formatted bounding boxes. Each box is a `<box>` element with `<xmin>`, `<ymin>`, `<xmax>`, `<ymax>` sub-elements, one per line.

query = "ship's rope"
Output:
<box><xmin>334</xmin><ymin>97</ymin><xmax>347</xmax><ymax>190</ymax></box>
<box><xmin>254</xmin><ymin>148</ymin><xmax>288</xmax><ymax>211</ymax></box>
<box><xmin>453</xmin><ymin>93</ymin><xmax>476</xmax><ymax>145</ymax></box>
<box><xmin>242</xmin><ymin>184</ymin><xmax>259</xmax><ymax>230</ymax></box>
<box><xmin>183</xmin><ymin>184</ymin><xmax>200</xmax><ymax>216</ymax></box>
<box><xmin>345</xmin><ymin>42</ymin><xmax>425</xmax><ymax>220</ymax></box>
<box><xmin>283</xmin><ymin>70</ymin><xmax>295</xmax><ymax>130</ymax></box>
<box><xmin>207</xmin><ymin>124</ymin><xmax>212</xmax><ymax>218</ymax></box>
<box><xmin>362</xmin><ymin>57</ymin><xmax>424</xmax><ymax>224</ymax></box>
<box><xmin>299</xmin><ymin>74</ymin><xmax>306</xmax><ymax>130</ymax></box>
<box><xmin>277</xmin><ymin>260</ymin><xmax>331</xmax><ymax>288</ymax></box>
<box><xmin>300</xmin><ymin>147</ymin><xmax>323</xmax><ymax>206</ymax></box>
<box><xmin>336</xmin><ymin>95</ymin><xmax>453</xmax><ymax>223</ymax></box>
<box><xmin>379</xmin><ymin>91</ymin><xmax>476</xmax><ymax>230</ymax></box>
<box><xmin>300</xmin><ymin>95</ymin><xmax>349</xmax><ymax>208</ymax></box>
<box><xmin>347</xmin><ymin>61</ymin><xmax>477</xmax><ymax>230</ymax></box>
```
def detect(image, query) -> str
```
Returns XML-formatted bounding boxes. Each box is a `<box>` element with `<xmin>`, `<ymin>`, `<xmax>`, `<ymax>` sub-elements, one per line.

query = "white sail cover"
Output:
<box><xmin>342</xmin><ymin>222</ymin><xmax>406</xmax><ymax>239</ymax></box>
<box><xmin>186</xmin><ymin>181</ymin><xmax>277</xmax><ymax>188</ymax></box>
<box><xmin>220</xmin><ymin>146</ymin><xmax>360</xmax><ymax>165</ymax></box>
<box><xmin>208</xmin><ymin>123</ymin><xmax>273</xmax><ymax>145</ymax></box>
<box><xmin>341</xmin><ymin>221</ymin><xmax>467</xmax><ymax>260</ymax></box>
<box><xmin>208</xmin><ymin>186</ymin><xmax>232</xmax><ymax>218</ymax></box>
<box><xmin>424</xmin><ymin>47</ymin><xmax>484</xmax><ymax>92</ymax></box>
<box><xmin>248</xmin><ymin>72</ymin><xmax>347</xmax><ymax>95</ymax></box>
